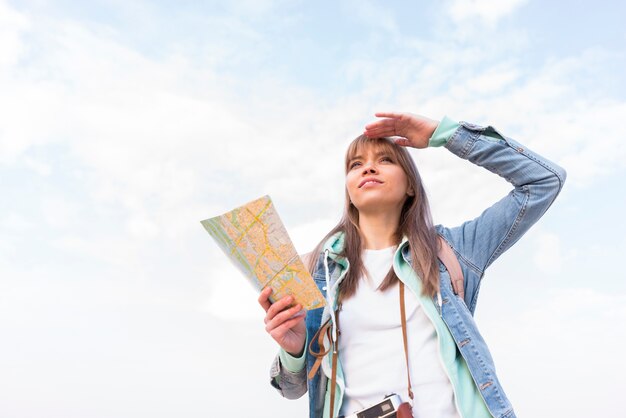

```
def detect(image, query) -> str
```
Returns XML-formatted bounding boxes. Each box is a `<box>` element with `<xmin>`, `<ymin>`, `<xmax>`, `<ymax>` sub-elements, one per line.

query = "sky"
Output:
<box><xmin>0</xmin><ymin>0</ymin><xmax>625</xmax><ymax>417</ymax></box>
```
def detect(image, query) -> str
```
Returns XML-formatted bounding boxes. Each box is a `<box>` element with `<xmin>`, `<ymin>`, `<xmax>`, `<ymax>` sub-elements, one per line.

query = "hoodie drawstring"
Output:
<box><xmin>323</xmin><ymin>249</ymin><xmax>339</xmax><ymax>343</ymax></box>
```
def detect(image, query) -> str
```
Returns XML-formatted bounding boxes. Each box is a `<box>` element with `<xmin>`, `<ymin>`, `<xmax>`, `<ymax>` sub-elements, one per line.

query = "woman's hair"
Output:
<box><xmin>306</xmin><ymin>134</ymin><xmax>440</xmax><ymax>300</ymax></box>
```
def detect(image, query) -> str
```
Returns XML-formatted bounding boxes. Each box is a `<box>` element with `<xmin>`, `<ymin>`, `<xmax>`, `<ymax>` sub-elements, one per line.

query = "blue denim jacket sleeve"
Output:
<box><xmin>439</xmin><ymin>121</ymin><xmax>567</xmax><ymax>279</ymax></box>
<box><xmin>269</xmin><ymin>352</ymin><xmax>308</xmax><ymax>399</ymax></box>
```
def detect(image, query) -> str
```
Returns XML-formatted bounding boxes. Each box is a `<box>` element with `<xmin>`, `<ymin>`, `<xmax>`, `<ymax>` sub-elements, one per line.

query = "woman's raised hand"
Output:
<box><xmin>258</xmin><ymin>287</ymin><xmax>307</xmax><ymax>357</ymax></box>
<box><xmin>364</xmin><ymin>112</ymin><xmax>439</xmax><ymax>149</ymax></box>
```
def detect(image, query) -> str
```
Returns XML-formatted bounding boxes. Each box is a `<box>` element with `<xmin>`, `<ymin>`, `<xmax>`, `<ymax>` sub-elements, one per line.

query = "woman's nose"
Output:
<box><xmin>362</xmin><ymin>163</ymin><xmax>377</xmax><ymax>174</ymax></box>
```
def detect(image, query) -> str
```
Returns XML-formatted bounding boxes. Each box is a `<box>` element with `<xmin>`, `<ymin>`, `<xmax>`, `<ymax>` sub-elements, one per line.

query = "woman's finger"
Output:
<box><xmin>364</xmin><ymin>128</ymin><xmax>397</xmax><ymax>138</ymax></box>
<box><xmin>266</xmin><ymin>302</ymin><xmax>301</xmax><ymax>329</ymax></box>
<box><xmin>393</xmin><ymin>137</ymin><xmax>411</xmax><ymax>147</ymax></box>
<box><xmin>374</xmin><ymin>111</ymin><xmax>403</xmax><ymax>119</ymax></box>
<box><xmin>265</xmin><ymin>294</ymin><xmax>294</xmax><ymax>321</ymax></box>
<box><xmin>364</xmin><ymin>126</ymin><xmax>395</xmax><ymax>136</ymax></box>
<box><xmin>265</xmin><ymin>308</ymin><xmax>305</xmax><ymax>334</ymax></box>
<box><xmin>364</xmin><ymin>118</ymin><xmax>396</xmax><ymax>131</ymax></box>
<box><xmin>258</xmin><ymin>287</ymin><xmax>273</xmax><ymax>312</ymax></box>
<box><xmin>266</xmin><ymin>304</ymin><xmax>303</xmax><ymax>331</ymax></box>
<box><xmin>268</xmin><ymin>311</ymin><xmax>306</xmax><ymax>338</ymax></box>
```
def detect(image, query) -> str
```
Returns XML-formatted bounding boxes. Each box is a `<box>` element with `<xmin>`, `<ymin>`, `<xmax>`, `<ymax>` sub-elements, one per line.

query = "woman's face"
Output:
<box><xmin>345</xmin><ymin>143</ymin><xmax>413</xmax><ymax>214</ymax></box>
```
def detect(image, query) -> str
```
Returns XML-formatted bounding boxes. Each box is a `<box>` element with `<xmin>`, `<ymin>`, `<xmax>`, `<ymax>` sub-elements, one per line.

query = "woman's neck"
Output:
<box><xmin>358</xmin><ymin>211</ymin><xmax>401</xmax><ymax>250</ymax></box>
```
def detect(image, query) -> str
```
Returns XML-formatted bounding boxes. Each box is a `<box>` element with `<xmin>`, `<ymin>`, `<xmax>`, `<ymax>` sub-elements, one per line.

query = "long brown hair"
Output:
<box><xmin>306</xmin><ymin>134</ymin><xmax>440</xmax><ymax>300</ymax></box>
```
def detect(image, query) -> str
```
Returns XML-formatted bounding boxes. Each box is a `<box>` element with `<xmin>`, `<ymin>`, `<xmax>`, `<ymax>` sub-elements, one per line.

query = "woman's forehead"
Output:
<box><xmin>347</xmin><ymin>138</ymin><xmax>395</xmax><ymax>159</ymax></box>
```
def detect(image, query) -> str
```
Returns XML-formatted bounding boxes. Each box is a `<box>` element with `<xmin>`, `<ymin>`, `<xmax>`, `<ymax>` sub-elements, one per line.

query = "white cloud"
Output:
<box><xmin>447</xmin><ymin>0</ymin><xmax>528</xmax><ymax>25</ymax></box>
<box><xmin>340</xmin><ymin>41</ymin><xmax>626</xmax><ymax>192</ymax></box>
<box><xmin>395</xmin><ymin>50</ymin><xmax>626</xmax><ymax>189</ymax></box>
<box><xmin>465</xmin><ymin>65</ymin><xmax>521</xmax><ymax>93</ymax></box>
<box><xmin>51</xmin><ymin>234</ymin><xmax>138</xmax><ymax>267</ymax></box>
<box><xmin>228</xmin><ymin>0</ymin><xmax>288</xmax><ymax>16</ymax></box>
<box><xmin>0</xmin><ymin>237</ymin><xmax>16</xmax><ymax>261</ymax></box>
<box><xmin>22</xmin><ymin>155</ymin><xmax>52</xmax><ymax>176</ymax></box>
<box><xmin>0</xmin><ymin>0</ymin><xmax>30</xmax><ymax>67</ymax></box>
<box><xmin>0</xmin><ymin>258</ymin><xmax>307</xmax><ymax>417</ymax></box>
<box><xmin>342</xmin><ymin>0</ymin><xmax>399</xmax><ymax>35</ymax></box>
<box><xmin>479</xmin><ymin>287</ymin><xmax>626</xmax><ymax>416</ymax></box>
<box><xmin>0</xmin><ymin>213</ymin><xmax>34</xmax><ymax>263</ymax></box>
<box><xmin>532</xmin><ymin>231</ymin><xmax>563</xmax><ymax>274</ymax></box>
<box><xmin>3</xmin><ymin>1</ymin><xmax>619</xmax><ymax>255</ymax></box>
<box><xmin>203</xmin><ymin>260</ymin><xmax>264</xmax><ymax>321</ymax></box>
<box><xmin>289</xmin><ymin>217</ymin><xmax>341</xmax><ymax>255</ymax></box>
<box><xmin>127</xmin><ymin>215</ymin><xmax>160</xmax><ymax>240</ymax></box>
<box><xmin>0</xmin><ymin>212</ymin><xmax>35</xmax><ymax>232</ymax></box>
<box><xmin>41</xmin><ymin>195</ymin><xmax>82</xmax><ymax>230</ymax></box>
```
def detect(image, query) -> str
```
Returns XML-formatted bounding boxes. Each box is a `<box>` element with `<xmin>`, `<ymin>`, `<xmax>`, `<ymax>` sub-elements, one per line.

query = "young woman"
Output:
<box><xmin>258</xmin><ymin>111</ymin><xmax>566</xmax><ymax>418</ymax></box>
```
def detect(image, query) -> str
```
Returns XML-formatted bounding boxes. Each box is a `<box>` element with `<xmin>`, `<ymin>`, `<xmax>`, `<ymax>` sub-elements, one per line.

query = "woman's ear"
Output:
<box><xmin>407</xmin><ymin>188</ymin><xmax>415</xmax><ymax>197</ymax></box>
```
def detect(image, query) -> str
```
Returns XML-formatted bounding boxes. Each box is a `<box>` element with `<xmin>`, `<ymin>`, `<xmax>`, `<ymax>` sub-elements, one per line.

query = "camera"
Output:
<box><xmin>342</xmin><ymin>393</ymin><xmax>407</xmax><ymax>418</ymax></box>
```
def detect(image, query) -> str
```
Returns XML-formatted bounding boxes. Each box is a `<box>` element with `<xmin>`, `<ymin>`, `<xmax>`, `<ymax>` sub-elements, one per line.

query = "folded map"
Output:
<box><xmin>201</xmin><ymin>195</ymin><xmax>326</xmax><ymax>310</ymax></box>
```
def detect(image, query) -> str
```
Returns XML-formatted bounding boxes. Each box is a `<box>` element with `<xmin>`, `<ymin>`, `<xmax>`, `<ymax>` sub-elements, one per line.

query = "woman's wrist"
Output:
<box><xmin>428</xmin><ymin>116</ymin><xmax>460</xmax><ymax>147</ymax></box>
<box><xmin>279</xmin><ymin>344</ymin><xmax>307</xmax><ymax>372</ymax></box>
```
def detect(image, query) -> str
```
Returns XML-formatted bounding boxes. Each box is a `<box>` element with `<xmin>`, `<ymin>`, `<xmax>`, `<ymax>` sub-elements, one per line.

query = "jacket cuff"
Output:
<box><xmin>428</xmin><ymin>115</ymin><xmax>460</xmax><ymax>147</ymax></box>
<box><xmin>444</xmin><ymin>121</ymin><xmax>509</xmax><ymax>158</ymax></box>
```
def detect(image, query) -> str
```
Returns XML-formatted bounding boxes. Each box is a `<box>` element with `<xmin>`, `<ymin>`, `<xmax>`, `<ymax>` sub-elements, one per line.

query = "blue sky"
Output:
<box><xmin>1</xmin><ymin>1</ymin><xmax>625</xmax><ymax>417</ymax></box>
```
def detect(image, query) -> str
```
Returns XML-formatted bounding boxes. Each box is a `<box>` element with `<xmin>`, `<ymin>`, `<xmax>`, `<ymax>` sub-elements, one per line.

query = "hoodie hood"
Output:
<box><xmin>321</xmin><ymin>231</ymin><xmax>348</xmax><ymax>268</ymax></box>
<box><xmin>322</xmin><ymin>230</ymin><xmax>411</xmax><ymax>265</ymax></box>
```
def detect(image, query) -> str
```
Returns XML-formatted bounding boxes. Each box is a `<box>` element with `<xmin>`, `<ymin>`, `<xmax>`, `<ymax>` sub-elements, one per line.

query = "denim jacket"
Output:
<box><xmin>269</xmin><ymin>121</ymin><xmax>567</xmax><ymax>418</ymax></box>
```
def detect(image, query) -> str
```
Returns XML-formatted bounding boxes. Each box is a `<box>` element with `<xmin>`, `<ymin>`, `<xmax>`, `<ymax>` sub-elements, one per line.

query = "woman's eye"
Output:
<box><xmin>381</xmin><ymin>157</ymin><xmax>393</xmax><ymax>163</ymax></box>
<box><xmin>349</xmin><ymin>161</ymin><xmax>361</xmax><ymax>169</ymax></box>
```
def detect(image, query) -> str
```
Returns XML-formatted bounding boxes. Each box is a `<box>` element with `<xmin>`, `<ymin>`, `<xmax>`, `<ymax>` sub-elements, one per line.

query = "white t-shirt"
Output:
<box><xmin>338</xmin><ymin>246</ymin><xmax>461</xmax><ymax>418</ymax></box>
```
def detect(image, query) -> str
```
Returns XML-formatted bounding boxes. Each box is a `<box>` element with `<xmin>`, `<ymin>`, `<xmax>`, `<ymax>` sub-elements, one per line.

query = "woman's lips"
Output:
<box><xmin>359</xmin><ymin>178</ymin><xmax>383</xmax><ymax>188</ymax></box>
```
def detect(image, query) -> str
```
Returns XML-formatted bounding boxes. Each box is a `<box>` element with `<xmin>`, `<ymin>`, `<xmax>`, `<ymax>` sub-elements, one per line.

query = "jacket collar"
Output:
<box><xmin>321</xmin><ymin>231</ymin><xmax>412</xmax><ymax>266</ymax></box>
<box><xmin>321</xmin><ymin>231</ymin><xmax>348</xmax><ymax>269</ymax></box>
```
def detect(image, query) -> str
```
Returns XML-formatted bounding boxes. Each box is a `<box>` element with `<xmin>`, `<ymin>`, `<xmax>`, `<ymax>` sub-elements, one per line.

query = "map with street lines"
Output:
<box><xmin>201</xmin><ymin>195</ymin><xmax>326</xmax><ymax>310</ymax></box>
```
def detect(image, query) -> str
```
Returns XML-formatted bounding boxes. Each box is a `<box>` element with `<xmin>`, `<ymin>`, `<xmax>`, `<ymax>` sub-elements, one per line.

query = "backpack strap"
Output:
<box><xmin>437</xmin><ymin>236</ymin><xmax>465</xmax><ymax>301</ymax></box>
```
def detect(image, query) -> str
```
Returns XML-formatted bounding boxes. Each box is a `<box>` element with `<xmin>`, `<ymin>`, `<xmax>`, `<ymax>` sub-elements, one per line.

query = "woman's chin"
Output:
<box><xmin>353</xmin><ymin>199</ymin><xmax>403</xmax><ymax>215</ymax></box>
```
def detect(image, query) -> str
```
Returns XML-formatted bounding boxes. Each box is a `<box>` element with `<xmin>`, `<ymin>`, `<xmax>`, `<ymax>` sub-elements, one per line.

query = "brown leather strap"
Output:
<box><xmin>437</xmin><ymin>236</ymin><xmax>465</xmax><ymax>300</ymax></box>
<box><xmin>329</xmin><ymin>310</ymin><xmax>340</xmax><ymax>418</ymax></box>
<box><xmin>330</xmin><ymin>343</ymin><xmax>338</xmax><ymax>417</ymax></box>
<box><xmin>399</xmin><ymin>282</ymin><xmax>414</xmax><ymax>401</ymax></box>
<box><xmin>308</xmin><ymin>318</ymin><xmax>332</xmax><ymax>380</ymax></box>
<box><xmin>306</xmin><ymin>314</ymin><xmax>340</xmax><ymax>416</ymax></box>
